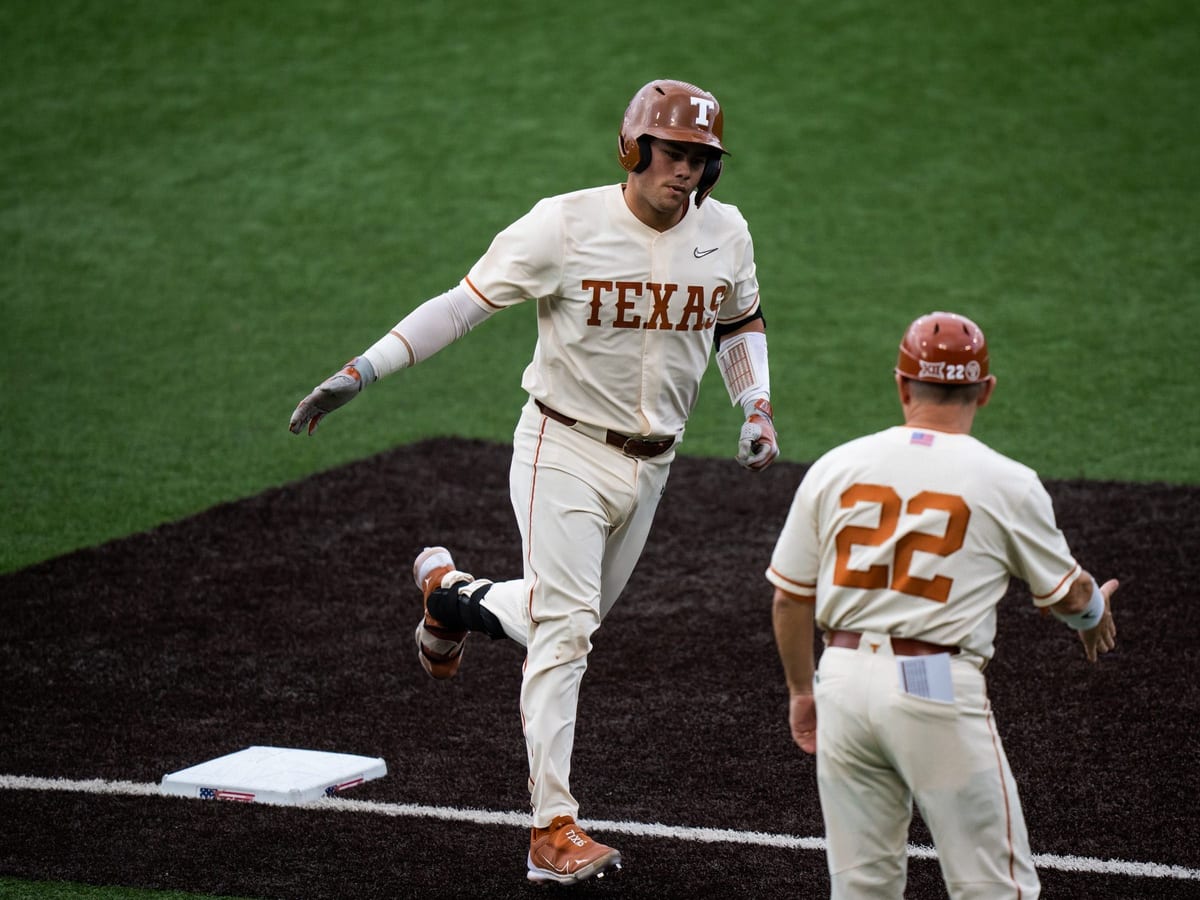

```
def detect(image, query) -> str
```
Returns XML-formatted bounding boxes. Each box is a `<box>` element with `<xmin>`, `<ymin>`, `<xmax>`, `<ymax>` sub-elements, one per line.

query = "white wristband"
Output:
<box><xmin>1053</xmin><ymin>580</ymin><xmax>1106</xmax><ymax>631</ymax></box>
<box><xmin>742</xmin><ymin>394</ymin><xmax>772</xmax><ymax>421</ymax></box>
<box><xmin>349</xmin><ymin>355</ymin><xmax>377</xmax><ymax>385</ymax></box>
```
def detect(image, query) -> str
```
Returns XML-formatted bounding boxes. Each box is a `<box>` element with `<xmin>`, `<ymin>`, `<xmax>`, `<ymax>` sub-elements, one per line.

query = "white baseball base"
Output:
<box><xmin>160</xmin><ymin>746</ymin><xmax>386</xmax><ymax>805</ymax></box>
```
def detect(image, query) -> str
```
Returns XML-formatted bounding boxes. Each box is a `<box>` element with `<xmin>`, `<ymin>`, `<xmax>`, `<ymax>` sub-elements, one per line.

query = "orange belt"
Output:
<box><xmin>827</xmin><ymin>629</ymin><xmax>960</xmax><ymax>657</ymax></box>
<box><xmin>535</xmin><ymin>400</ymin><xmax>675</xmax><ymax>459</ymax></box>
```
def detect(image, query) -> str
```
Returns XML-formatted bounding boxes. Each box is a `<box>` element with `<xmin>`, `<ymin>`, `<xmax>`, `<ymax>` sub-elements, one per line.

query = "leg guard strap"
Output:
<box><xmin>428</xmin><ymin>580</ymin><xmax>507</xmax><ymax>640</ymax></box>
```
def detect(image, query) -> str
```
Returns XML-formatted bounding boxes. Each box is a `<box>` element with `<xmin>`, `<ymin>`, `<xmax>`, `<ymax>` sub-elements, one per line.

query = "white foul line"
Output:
<box><xmin>2</xmin><ymin>774</ymin><xmax>1197</xmax><ymax>882</ymax></box>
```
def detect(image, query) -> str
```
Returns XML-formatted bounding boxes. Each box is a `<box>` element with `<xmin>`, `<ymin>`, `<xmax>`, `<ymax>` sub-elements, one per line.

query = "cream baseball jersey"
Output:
<box><xmin>767</xmin><ymin>426</ymin><xmax>1081</xmax><ymax>660</ymax></box>
<box><xmin>462</xmin><ymin>184</ymin><xmax>760</xmax><ymax>438</ymax></box>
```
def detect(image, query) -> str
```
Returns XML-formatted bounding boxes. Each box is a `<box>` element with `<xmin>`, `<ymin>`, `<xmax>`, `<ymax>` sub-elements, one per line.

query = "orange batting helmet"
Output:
<box><xmin>617</xmin><ymin>79</ymin><xmax>727</xmax><ymax>206</ymax></box>
<box><xmin>895</xmin><ymin>311</ymin><xmax>991</xmax><ymax>384</ymax></box>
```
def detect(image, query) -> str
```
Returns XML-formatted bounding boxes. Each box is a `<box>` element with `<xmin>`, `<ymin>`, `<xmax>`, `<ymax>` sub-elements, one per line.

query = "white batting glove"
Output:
<box><xmin>288</xmin><ymin>355</ymin><xmax>377</xmax><ymax>435</ymax></box>
<box><xmin>736</xmin><ymin>398</ymin><xmax>779</xmax><ymax>471</ymax></box>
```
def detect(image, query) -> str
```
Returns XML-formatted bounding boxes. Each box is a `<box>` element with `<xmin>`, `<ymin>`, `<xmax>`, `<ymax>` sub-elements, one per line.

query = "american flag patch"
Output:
<box><xmin>910</xmin><ymin>431</ymin><xmax>935</xmax><ymax>447</ymax></box>
<box><xmin>199</xmin><ymin>786</ymin><xmax>255</xmax><ymax>802</ymax></box>
<box><xmin>325</xmin><ymin>777</ymin><xmax>364</xmax><ymax>796</ymax></box>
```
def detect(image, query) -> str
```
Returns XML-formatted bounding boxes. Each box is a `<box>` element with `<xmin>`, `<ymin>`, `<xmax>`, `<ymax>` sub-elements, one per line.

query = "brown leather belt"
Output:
<box><xmin>827</xmin><ymin>629</ymin><xmax>960</xmax><ymax>656</ymax></box>
<box><xmin>535</xmin><ymin>400</ymin><xmax>675</xmax><ymax>459</ymax></box>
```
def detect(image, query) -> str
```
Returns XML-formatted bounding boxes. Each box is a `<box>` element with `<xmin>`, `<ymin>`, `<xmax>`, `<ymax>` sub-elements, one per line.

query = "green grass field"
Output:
<box><xmin>4</xmin><ymin>0</ymin><xmax>1197</xmax><ymax>579</ymax></box>
<box><xmin>0</xmin><ymin>1</ymin><xmax>1196</xmax><ymax>890</ymax></box>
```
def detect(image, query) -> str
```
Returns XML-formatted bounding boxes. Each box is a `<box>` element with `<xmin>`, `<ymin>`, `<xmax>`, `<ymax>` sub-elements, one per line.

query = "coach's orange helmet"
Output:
<box><xmin>618</xmin><ymin>79</ymin><xmax>727</xmax><ymax>206</ymax></box>
<box><xmin>896</xmin><ymin>311</ymin><xmax>991</xmax><ymax>384</ymax></box>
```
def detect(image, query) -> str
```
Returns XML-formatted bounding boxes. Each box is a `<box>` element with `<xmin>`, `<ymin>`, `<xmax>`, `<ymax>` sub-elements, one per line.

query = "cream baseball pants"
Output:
<box><xmin>480</xmin><ymin>398</ymin><xmax>673</xmax><ymax>827</ymax></box>
<box><xmin>814</xmin><ymin>632</ymin><xmax>1040</xmax><ymax>899</ymax></box>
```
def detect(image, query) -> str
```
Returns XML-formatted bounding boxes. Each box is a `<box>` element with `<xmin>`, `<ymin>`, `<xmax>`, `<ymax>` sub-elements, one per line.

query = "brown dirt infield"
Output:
<box><xmin>2</xmin><ymin>438</ymin><xmax>1198</xmax><ymax>899</ymax></box>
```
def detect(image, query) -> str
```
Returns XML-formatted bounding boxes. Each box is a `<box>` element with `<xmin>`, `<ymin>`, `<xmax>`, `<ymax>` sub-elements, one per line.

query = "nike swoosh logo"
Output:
<box><xmin>693</xmin><ymin>247</ymin><xmax>718</xmax><ymax>258</ymax></box>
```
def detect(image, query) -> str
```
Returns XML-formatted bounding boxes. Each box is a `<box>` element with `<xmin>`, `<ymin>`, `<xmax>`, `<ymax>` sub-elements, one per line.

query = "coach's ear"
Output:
<box><xmin>977</xmin><ymin>375</ymin><xmax>997</xmax><ymax>408</ymax></box>
<box><xmin>895</xmin><ymin>373</ymin><xmax>913</xmax><ymax>408</ymax></box>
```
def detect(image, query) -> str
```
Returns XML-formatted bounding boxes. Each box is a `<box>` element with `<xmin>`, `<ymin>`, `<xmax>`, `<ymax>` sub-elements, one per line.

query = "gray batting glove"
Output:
<box><xmin>288</xmin><ymin>355</ymin><xmax>377</xmax><ymax>435</ymax></box>
<box><xmin>736</xmin><ymin>399</ymin><xmax>779</xmax><ymax>471</ymax></box>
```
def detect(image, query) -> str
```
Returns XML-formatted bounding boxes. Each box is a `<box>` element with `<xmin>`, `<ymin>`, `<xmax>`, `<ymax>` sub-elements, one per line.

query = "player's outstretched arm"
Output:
<box><xmin>288</xmin><ymin>285</ymin><xmax>495</xmax><ymax>437</ymax></box>
<box><xmin>288</xmin><ymin>355</ymin><xmax>376</xmax><ymax>436</ymax></box>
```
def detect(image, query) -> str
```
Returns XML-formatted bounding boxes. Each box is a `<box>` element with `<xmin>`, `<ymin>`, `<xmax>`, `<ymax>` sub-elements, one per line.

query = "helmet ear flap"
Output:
<box><xmin>618</xmin><ymin>135</ymin><xmax>653</xmax><ymax>173</ymax></box>
<box><xmin>618</xmin><ymin>133</ymin><xmax>654</xmax><ymax>173</ymax></box>
<box><xmin>633</xmin><ymin>136</ymin><xmax>653</xmax><ymax>173</ymax></box>
<box><xmin>695</xmin><ymin>155</ymin><xmax>723</xmax><ymax>207</ymax></box>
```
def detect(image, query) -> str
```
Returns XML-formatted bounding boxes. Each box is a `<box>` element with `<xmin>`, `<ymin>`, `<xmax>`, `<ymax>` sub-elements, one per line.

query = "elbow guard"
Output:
<box><xmin>716</xmin><ymin>330</ymin><xmax>771</xmax><ymax>415</ymax></box>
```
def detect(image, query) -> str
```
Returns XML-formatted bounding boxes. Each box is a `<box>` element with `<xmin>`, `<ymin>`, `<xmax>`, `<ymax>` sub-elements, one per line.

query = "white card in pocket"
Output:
<box><xmin>897</xmin><ymin>653</ymin><xmax>955</xmax><ymax>703</ymax></box>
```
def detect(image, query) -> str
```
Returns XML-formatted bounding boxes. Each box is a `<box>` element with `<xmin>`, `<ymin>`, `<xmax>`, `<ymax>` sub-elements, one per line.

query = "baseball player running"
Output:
<box><xmin>289</xmin><ymin>79</ymin><xmax>779</xmax><ymax>885</ymax></box>
<box><xmin>767</xmin><ymin>311</ymin><xmax>1117</xmax><ymax>899</ymax></box>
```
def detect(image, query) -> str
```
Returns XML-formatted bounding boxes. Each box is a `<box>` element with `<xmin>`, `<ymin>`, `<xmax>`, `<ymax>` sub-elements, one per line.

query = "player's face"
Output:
<box><xmin>624</xmin><ymin>138</ymin><xmax>714</xmax><ymax>231</ymax></box>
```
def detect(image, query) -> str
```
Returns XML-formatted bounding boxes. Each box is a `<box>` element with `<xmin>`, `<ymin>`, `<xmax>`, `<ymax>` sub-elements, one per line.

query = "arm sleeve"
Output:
<box><xmin>361</xmin><ymin>285</ymin><xmax>495</xmax><ymax>378</ymax></box>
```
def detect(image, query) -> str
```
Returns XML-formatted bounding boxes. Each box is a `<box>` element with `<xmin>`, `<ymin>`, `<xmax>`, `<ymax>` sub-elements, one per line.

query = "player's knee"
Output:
<box><xmin>555</xmin><ymin>626</ymin><xmax>592</xmax><ymax>663</ymax></box>
<box><xmin>535</xmin><ymin>610</ymin><xmax>597</xmax><ymax>664</ymax></box>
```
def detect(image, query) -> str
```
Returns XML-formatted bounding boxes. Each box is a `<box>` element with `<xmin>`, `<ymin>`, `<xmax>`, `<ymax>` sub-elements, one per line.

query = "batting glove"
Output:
<box><xmin>736</xmin><ymin>398</ymin><xmax>779</xmax><ymax>471</ymax></box>
<box><xmin>288</xmin><ymin>355</ymin><xmax>377</xmax><ymax>435</ymax></box>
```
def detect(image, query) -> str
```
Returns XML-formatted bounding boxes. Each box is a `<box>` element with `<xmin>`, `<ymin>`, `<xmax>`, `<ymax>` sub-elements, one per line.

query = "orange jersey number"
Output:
<box><xmin>833</xmin><ymin>484</ymin><xmax>970</xmax><ymax>603</ymax></box>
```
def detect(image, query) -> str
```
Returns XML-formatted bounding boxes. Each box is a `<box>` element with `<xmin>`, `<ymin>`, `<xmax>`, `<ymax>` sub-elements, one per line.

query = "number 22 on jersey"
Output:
<box><xmin>833</xmin><ymin>484</ymin><xmax>970</xmax><ymax>603</ymax></box>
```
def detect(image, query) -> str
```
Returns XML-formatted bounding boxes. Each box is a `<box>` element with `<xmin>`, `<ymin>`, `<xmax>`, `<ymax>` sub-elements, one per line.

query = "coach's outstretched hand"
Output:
<box><xmin>1079</xmin><ymin>579</ymin><xmax>1118</xmax><ymax>663</ymax></box>
<box><xmin>737</xmin><ymin>398</ymin><xmax>779</xmax><ymax>471</ymax></box>
<box><xmin>289</xmin><ymin>355</ymin><xmax>377</xmax><ymax>435</ymax></box>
